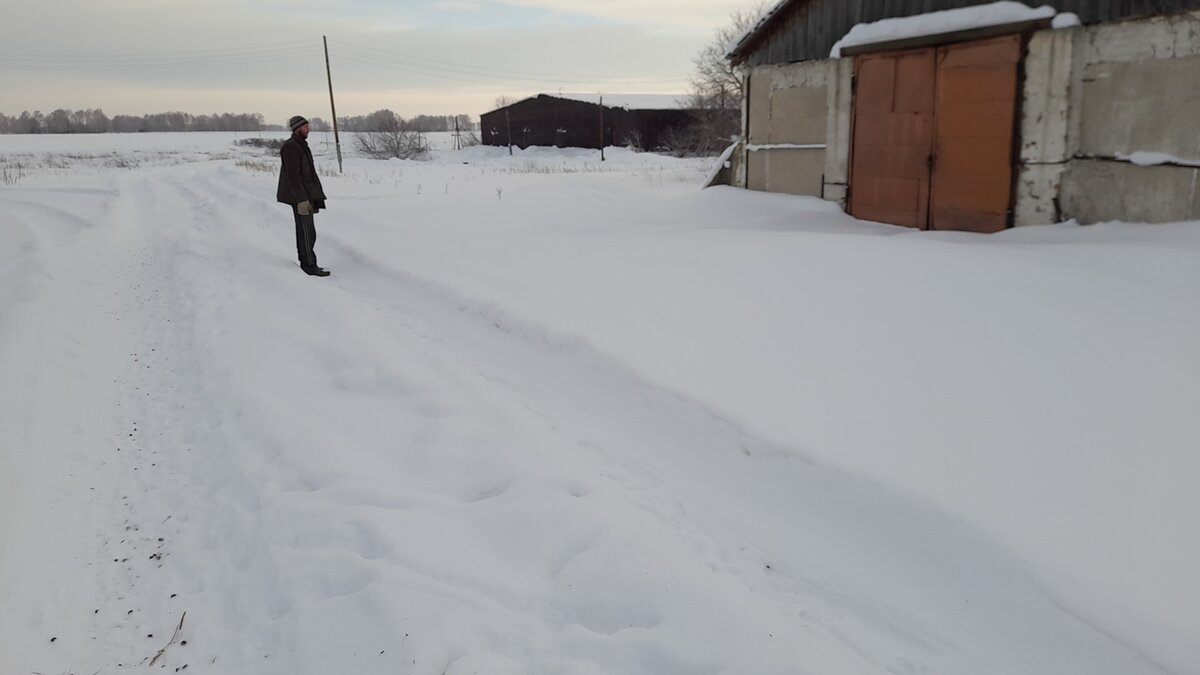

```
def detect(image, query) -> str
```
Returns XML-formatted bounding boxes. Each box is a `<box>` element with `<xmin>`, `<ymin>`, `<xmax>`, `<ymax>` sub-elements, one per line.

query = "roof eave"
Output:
<box><xmin>726</xmin><ymin>0</ymin><xmax>804</xmax><ymax>63</ymax></box>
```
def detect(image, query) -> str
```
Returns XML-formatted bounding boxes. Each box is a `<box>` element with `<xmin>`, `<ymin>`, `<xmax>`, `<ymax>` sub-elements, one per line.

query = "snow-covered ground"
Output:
<box><xmin>1</xmin><ymin>132</ymin><xmax>1198</xmax><ymax>675</ymax></box>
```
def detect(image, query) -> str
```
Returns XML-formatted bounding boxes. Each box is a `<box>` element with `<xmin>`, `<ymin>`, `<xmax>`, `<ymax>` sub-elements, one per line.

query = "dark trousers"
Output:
<box><xmin>292</xmin><ymin>206</ymin><xmax>318</xmax><ymax>269</ymax></box>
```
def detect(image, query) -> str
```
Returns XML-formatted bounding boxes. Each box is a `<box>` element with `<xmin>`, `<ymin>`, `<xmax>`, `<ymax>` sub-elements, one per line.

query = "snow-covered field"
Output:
<box><xmin>1</xmin><ymin>132</ymin><xmax>1198</xmax><ymax>675</ymax></box>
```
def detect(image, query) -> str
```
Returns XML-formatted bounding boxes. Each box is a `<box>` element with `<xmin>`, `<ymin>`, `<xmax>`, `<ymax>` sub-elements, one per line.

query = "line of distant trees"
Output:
<box><xmin>0</xmin><ymin>108</ymin><xmax>478</xmax><ymax>134</ymax></box>
<box><xmin>337</xmin><ymin>110</ymin><xmax>476</xmax><ymax>133</ymax></box>
<box><xmin>0</xmin><ymin>109</ymin><xmax>285</xmax><ymax>134</ymax></box>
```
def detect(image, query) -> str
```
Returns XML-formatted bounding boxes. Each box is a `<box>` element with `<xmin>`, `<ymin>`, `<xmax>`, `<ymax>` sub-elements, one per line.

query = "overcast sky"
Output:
<box><xmin>0</xmin><ymin>0</ymin><xmax>755</xmax><ymax>124</ymax></box>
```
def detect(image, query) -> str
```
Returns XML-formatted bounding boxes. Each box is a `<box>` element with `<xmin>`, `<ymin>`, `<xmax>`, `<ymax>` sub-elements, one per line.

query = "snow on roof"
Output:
<box><xmin>730</xmin><ymin>1</ymin><xmax>1066</xmax><ymax>61</ymax></box>
<box><xmin>830</xmin><ymin>2</ymin><xmax>1057</xmax><ymax>57</ymax></box>
<box><xmin>546</xmin><ymin>93</ymin><xmax>688</xmax><ymax>110</ymax></box>
<box><xmin>489</xmin><ymin>93</ymin><xmax>688</xmax><ymax>113</ymax></box>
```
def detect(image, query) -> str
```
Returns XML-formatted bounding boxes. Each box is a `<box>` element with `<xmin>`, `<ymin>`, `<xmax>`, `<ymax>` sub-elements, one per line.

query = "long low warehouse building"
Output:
<box><xmin>480</xmin><ymin>94</ymin><xmax>704</xmax><ymax>152</ymax></box>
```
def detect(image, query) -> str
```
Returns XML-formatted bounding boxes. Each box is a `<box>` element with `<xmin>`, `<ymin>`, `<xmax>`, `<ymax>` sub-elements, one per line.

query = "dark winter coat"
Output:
<box><xmin>276</xmin><ymin>135</ymin><xmax>327</xmax><ymax>210</ymax></box>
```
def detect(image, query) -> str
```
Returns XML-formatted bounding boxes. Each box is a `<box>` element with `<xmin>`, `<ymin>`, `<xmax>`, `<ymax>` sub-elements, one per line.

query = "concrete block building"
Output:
<box><xmin>726</xmin><ymin>0</ymin><xmax>1200</xmax><ymax>231</ymax></box>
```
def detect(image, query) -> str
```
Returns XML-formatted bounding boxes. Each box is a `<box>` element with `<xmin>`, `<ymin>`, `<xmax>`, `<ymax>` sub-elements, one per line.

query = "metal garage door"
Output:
<box><xmin>849</xmin><ymin>35</ymin><xmax>1022</xmax><ymax>232</ymax></box>
<box><xmin>931</xmin><ymin>35</ymin><xmax>1022</xmax><ymax>233</ymax></box>
<box><xmin>848</xmin><ymin>47</ymin><xmax>936</xmax><ymax>229</ymax></box>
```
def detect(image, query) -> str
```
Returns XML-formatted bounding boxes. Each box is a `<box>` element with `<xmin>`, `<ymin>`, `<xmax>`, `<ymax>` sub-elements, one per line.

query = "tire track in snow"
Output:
<box><xmin>0</xmin><ymin>188</ymin><xmax>131</xmax><ymax>675</ymax></box>
<box><xmin>72</xmin><ymin>167</ymin><xmax>294</xmax><ymax>673</ymax></box>
<box><xmin>1</xmin><ymin>177</ymin><xmax>233</xmax><ymax>674</ymax></box>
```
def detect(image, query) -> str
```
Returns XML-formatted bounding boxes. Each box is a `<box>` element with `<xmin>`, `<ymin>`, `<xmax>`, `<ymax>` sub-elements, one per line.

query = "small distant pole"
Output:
<box><xmin>505</xmin><ymin>108</ymin><xmax>513</xmax><ymax>156</ymax></box>
<box><xmin>453</xmin><ymin>117</ymin><xmax>462</xmax><ymax>151</ymax></box>
<box><xmin>599</xmin><ymin>95</ymin><xmax>605</xmax><ymax>162</ymax></box>
<box><xmin>323</xmin><ymin>35</ymin><xmax>343</xmax><ymax>174</ymax></box>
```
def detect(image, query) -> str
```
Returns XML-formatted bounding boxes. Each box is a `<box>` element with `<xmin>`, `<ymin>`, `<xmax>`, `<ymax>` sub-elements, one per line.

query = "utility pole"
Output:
<box><xmin>323</xmin><ymin>35</ymin><xmax>343</xmax><ymax>174</ymax></box>
<box><xmin>505</xmin><ymin>109</ymin><xmax>513</xmax><ymax>157</ymax></box>
<box><xmin>599</xmin><ymin>95</ymin><xmax>605</xmax><ymax>162</ymax></box>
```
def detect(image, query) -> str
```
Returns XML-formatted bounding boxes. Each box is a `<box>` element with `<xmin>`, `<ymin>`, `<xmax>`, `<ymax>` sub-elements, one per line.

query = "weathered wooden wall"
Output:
<box><xmin>735</xmin><ymin>0</ymin><xmax>1200</xmax><ymax>65</ymax></box>
<box><xmin>480</xmin><ymin>96</ymin><xmax>707</xmax><ymax>151</ymax></box>
<box><xmin>481</xmin><ymin>96</ymin><xmax>608</xmax><ymax>150</ymax></box>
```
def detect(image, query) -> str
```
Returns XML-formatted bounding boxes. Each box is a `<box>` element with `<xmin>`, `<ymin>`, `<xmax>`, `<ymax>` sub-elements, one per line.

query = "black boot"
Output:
<box><xmin>302</xmin><ymin>266</ymin><xmax>331</xmax><ymax>277</ymax></box>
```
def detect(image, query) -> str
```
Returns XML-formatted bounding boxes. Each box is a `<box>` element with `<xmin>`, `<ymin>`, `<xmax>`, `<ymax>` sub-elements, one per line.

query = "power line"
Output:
<box><xmin>0</xmin><ymin>40</ymin><xmax>314</xmax><ymax>61</ymax></box>
<box><xmin>337</xmin><ymin>49</ymin><xmax>579</xmax><ymax>85</ymax></box>
<box><xmin>334</xmin><ymin>52</ymin><xmax>502</xmax><ymax>85</ymax></box>
<box><xmin>335</xmin><ymin>41</ymin><xmax>594</xmax><ymax>81</ymax></box>
<box><xmin>335</xmin><ymin>46</ymin><xmax>688</xmax><ymax>88</ymax></box>
<box><xmin>0</xmin><ymin>47</ymin><xmax>316</xmax><ymax>72</ymax></box>
<box><xmin>0</xmin><ymin>38</ymin><xmax>690</xmax><ymax>89</ymax></box>
<box><xmin>338</xmin><ymin>43</ymin><xmax>690</xmax><ymax>85</ymax></box>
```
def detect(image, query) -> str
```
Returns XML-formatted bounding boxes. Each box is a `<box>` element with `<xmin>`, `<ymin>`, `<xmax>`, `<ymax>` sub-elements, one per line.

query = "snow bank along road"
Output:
<box><xmin>1</xmin><ymin>139</ymin><xmax>1198</xmax><ymax>675</ymax></box>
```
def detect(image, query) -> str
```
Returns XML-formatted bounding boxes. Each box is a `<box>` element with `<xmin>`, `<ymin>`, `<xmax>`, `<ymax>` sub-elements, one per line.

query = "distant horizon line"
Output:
<box><xmin>0</xmin><ymin>108</ymin><xmax>483</xmax><ymax>135</ymax></box>
<box><xmin>0</xmin><ymin>109</ymin><xmax>481</xmax><ymax>119</ymax></box>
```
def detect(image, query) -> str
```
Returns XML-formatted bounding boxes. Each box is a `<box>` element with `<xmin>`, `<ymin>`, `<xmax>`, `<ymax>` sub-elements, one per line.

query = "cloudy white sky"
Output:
<box><xmin>1</xmin><ymin>0</ymin><xmax>757</xmax><ymax>124</ymax></box>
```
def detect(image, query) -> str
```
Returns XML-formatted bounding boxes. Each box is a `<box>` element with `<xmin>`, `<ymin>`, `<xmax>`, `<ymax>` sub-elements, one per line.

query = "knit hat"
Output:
<box><xmin>288</xmin><ymin>115</ymin><xmax>309</xmax><ymax>131</ymax></box>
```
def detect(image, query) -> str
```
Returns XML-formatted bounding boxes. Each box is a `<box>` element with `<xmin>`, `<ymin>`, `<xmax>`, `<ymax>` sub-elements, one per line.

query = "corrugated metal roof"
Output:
<box><xmin>729</xmin><ymin>0</ymin><xmax>1200</xmax><ymax>65</ymax></box>
<box><xmin>726</xmin><ymin>0</ymin><xmax>798</xmax><ymax>60</ymax></box>
<box><xmin>550</xmin><ymin>93</ymin><xmax>688</xmax><ymax>110</ymax></box>
<box><xmin>488</xmin><ymin>94</ymin><xmax>687</xmax><ymax>115</ymax></box>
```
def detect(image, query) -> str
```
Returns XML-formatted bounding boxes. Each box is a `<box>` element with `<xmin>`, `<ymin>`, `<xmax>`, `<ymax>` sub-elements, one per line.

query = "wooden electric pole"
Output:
<box><xmin>323</xmin><ymin>35</ymin><xmax>343</xmax><ymax>174</ymax></box>
<box><xmin>505</xmin><ymin>109</ymin><xmax>513</xmax><ymax>156</ymax></box>
<box><xmin>599</xmin><ymin>95</ymin><xmax>605</xmax><ymax>162</ymax></box>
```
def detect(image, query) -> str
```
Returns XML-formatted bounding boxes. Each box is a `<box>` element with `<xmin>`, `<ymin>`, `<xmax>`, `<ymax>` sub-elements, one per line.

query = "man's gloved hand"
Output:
<box><xmin>297</xmin><ymin>200</ymin><xmax>312</xmax><ymax>216</ymax></box>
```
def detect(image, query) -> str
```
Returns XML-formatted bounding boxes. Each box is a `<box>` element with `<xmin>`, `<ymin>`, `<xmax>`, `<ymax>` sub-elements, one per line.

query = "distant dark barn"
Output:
<box><xmin>480</xmin><ymin>94</ymin><xmax>698</xmax><ymax>152</ymax></box>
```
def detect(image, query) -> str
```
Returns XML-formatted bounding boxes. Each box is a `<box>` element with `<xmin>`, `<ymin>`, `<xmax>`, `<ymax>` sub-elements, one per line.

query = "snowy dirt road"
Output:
<box><xmin>2</xmin><ymin>141</ymin><xmax>1198</xmax><ymax>675</ymax></box>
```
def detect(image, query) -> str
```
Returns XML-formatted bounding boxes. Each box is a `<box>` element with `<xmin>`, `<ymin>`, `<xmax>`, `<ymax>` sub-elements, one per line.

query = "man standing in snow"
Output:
<box><xmin>277</xmin><ymin>115</ymin><xmax>330</xmax><ymax>277</ymax></box>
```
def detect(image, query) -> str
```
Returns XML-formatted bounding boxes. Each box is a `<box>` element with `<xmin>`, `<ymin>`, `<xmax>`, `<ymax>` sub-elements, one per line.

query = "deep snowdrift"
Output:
<box><xmin>1</xmin><ymin>135</ymin><xmax>1197</xmax><ymax>674</ymax></box>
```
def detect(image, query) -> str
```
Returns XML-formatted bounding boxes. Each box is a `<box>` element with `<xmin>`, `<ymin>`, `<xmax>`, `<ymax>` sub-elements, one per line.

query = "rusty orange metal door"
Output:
<box><xmin>930</xmin><ymin>35</ymin><xmax>1022</xmax><ymax>233</ymax></box>
<box><xmin>849</xmin><ymin>35</ymin><xmax>1022</xmax><ymax>232</ymax></box>
<box><xmin>849</xmin><ymin>48</ymin><xmax>936</xmax><ymax>229</ymax></box>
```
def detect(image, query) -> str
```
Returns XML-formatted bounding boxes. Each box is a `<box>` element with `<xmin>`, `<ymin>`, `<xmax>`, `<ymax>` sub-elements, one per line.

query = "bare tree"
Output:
<box><xmin>493</xmin><ymin>96</ymin><xmax>518</xmax><ymax>110</ymax></box>
<box><xmin>19</xmin><ymin>111</ymin><xmax>43</xmax><ymax>134</ymax></box>
<box><xmin>353</xmin><ymin>110</ymin><xmax>429</xmax><ymax>160</ymax></box>
<box><xmin>45</xmin><ymin>109</ymin><xmax>72</xmax><ymax>134</ymax></box>
<box><xmin>694</xmin><ymin>3</ymin><xmax>767</xmax><ymax>103</ymax></box>
<box><xmin>672</xmin><ymin>3</ymin><xmax>768</xmax><ymax>156</ymax></box>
